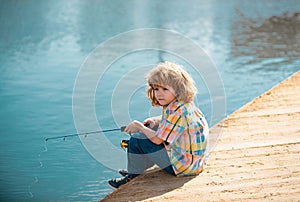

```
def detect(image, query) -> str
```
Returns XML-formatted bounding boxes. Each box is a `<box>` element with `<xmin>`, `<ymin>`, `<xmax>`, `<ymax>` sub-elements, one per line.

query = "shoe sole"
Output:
<box><xmin>108</xmin><ymin>182</ymin><xmax>117</xmax><ymax>190</ymax></box>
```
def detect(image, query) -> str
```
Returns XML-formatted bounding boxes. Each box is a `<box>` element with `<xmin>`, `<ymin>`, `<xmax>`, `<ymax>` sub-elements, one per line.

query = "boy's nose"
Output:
<box><xmin>156</xmin><ymin>90</ymin><xmax>163</xmax><ymax>96</ymax></box>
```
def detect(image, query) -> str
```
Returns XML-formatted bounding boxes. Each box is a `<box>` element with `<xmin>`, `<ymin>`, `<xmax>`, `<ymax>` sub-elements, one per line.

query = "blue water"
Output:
<box><xmin>0</xmin><ymin>0</ymin><xmax>299</xmax><ymax>201</ymax></box>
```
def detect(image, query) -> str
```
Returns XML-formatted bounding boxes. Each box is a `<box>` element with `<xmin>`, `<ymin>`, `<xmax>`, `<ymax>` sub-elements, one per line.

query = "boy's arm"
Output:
<box><xmin>124</xmin><ymin>120</ymin><xmax>164</xmax><ymax>145</ymax></box>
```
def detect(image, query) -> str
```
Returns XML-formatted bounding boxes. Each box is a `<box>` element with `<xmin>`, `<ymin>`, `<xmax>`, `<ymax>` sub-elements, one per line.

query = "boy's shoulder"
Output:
<box><xmin>167</xmin><ymin>101</ymin><xmax>191</xmax><ymax>114</ymax></box>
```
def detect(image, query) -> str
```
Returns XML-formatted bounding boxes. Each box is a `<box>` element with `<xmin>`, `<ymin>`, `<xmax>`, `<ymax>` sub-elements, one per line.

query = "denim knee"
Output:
<box><xmin>128</xmin><ymin>133</ymin><xmax>144</xmax><ymax>154</ymax></box>
<box><xmin>128</xmin><ymin>133</ymin><xmax>164</xmax><ymax>154</ymax></box>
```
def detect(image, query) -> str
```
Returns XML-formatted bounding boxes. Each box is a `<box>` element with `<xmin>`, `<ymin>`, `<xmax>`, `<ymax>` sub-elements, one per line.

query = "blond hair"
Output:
<box><xmin>146</xmin><ymin>61</ymin><xmax>197</xmax><ymax>106</ymax></box>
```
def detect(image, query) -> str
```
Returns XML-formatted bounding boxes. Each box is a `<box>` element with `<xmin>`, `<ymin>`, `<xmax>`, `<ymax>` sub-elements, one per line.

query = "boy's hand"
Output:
<box><xmin>124</xmin><ymin>120</ymin><xmax>163</xmax><ymax>145</ymax></box>
<box><xmin>143</xmin><ymin>118</ymin><xmax>156</xmax><ymax>129</ymax></box>
<box><xmin>124</xmin><ymin>120</ymin><xmax>143</xmax><ymax>134</ymax></box>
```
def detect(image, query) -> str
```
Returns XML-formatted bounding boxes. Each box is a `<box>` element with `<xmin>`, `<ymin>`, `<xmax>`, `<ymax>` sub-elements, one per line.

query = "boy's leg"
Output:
<box><xmin>127</xmin><ymin>133</ymin><xmax>154</xmax><ymax>178</ymax></box>
<box><xmin>108</xmin><ymin>133</ymin><xmax>174</xmax><ymax>189</ymax></box>
<box><xmin>127</xmin><ymin>133</ymin><xmax>175</xmax><ymax>179</ymax></box>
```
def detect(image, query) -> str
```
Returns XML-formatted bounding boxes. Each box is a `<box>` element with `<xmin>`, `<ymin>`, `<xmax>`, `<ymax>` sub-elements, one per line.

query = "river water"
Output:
<box><xmin>0</xmin><ymin>0</ymin><xmax>299</xmax><ymax>201</ymax></box>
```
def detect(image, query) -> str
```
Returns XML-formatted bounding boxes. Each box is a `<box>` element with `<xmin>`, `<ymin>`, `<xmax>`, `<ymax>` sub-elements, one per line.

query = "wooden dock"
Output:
<box><xmin>101</xmin><ymin>70</ymin><xmax>300</xmax><ymax>202</ymax></box>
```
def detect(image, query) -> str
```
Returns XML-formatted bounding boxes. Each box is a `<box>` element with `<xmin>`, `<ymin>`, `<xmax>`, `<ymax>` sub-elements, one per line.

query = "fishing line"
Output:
<box><xmin>27</xmin><ymin>140</ymin><xmax>48</xmax><ymax>199</ymax></box>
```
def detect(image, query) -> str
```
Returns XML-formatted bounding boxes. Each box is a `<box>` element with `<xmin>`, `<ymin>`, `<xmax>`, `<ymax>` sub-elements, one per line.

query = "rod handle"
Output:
<box><xmin>120</xmin><ymin>126</ymin><xmax>126</xmax><ymax>132</ymax></box>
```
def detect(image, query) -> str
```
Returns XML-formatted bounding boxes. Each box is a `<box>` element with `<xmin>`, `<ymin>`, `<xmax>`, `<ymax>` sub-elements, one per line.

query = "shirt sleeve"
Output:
<box><xmin>156</xmin><ymin>109</ymin><xmax>185</xmax><ymax>144</ymax></box>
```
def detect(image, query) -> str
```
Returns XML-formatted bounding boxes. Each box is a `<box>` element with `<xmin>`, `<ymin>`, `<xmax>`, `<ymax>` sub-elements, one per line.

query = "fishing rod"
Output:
<box><xmin>45</xmin><ymin>126</ymin><xmax>126</xmax><ymax>141</ymax></box>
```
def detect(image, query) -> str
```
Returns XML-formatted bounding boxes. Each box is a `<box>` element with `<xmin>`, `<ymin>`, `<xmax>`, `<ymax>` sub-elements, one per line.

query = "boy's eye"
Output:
<box><xmin>163</xmin><ymin>88</ymin><xmax>168</xmax><ymax>91</ymax></box>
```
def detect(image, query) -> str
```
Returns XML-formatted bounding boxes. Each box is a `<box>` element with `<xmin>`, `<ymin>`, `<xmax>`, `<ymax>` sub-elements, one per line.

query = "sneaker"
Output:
<box><xmin>118</xmin><ymin>169</ymin><xmax>128</xmax><ymax>177</ymax></box>
<box><xmin>108</xmin><ymin>176</ymin><xmax>131</xmax><ymax>190</ymax></box>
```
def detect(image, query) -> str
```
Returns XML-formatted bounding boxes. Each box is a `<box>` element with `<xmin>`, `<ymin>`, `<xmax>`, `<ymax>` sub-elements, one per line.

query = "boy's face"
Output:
<box><xmin>152</xmin><ymin>84</ymin><xmax>176</xmax><ymax>106</ymax></box>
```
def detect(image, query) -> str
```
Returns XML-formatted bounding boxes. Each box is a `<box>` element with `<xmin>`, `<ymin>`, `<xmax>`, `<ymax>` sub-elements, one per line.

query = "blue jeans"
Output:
<box><xmin>127</xmin><ymin>133</ymin><xmax>175</xmax><ymax>179</ymax></box>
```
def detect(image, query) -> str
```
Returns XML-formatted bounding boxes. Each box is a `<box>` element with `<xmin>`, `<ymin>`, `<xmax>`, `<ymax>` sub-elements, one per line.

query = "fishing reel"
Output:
<box><xmin>120</xmin><ymin>139</ymin><xmax>129</xmax><ymax>149</ymax></box>
<box><xmin>120</xmin><ymin>123</ymin><xmax>150</xmax><ymax>149</ymax></box>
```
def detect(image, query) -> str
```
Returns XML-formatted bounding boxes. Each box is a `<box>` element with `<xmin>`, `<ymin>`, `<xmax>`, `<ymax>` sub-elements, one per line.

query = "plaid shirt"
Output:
<box><xmin>156</xmin><ymin>101</ymin><xmax>209</xmax><ymax>176</ymax></box>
